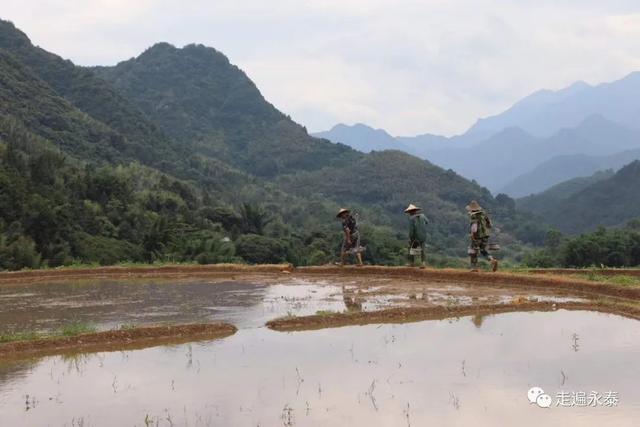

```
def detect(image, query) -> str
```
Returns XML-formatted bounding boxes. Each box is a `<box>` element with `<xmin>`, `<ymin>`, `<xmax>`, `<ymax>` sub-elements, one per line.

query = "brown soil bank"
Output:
<box><xmin>528</xmin><ymin>268</ymin><xmax>640</xmax><ymax>277</ymax></box>
<box><xmin>266</xmin><ymin>301</ymin><xmax>640</xmax><ymax>332</ymax></box>
<box><xmin>2</xmin><ymin>264</ymin><xmax>640</xmax><ymax>300</ymax></box>
<box><xmin>0</xmin><ymin>323</ymin><xmax>237</xmax><ymax>359</ymax></box>
<box><xmin>0</xmin><ymin>264</ymin><xmax>294</xmax><ymax>284</ymax></box>
<box><xmin>295</xmin><ymin>266</ymin><xmax>640</xmax><ymax>300</ymax></box>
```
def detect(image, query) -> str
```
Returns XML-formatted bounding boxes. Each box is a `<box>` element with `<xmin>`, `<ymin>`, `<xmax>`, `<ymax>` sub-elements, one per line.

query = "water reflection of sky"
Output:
<box><xmin>0</xmin><ymin>310</ymin><xmax>638</xmax><ymax>426</ymax></box>
<box><xmin>0</xmin><ymin>278</ymin><xmax>416</xmax><ymax>333</ymax></box>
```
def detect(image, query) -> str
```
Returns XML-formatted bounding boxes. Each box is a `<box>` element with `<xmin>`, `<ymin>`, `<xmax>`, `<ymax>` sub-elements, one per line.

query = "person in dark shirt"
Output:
<box><xmin>336</xmin><ymin>208</ymin><xmax>364</xmax><ymax>266</ymax></box>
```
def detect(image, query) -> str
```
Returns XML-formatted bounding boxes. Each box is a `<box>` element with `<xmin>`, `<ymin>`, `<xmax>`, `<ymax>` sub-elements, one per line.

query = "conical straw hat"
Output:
<box><xmin>336</xmin><ymin>208</ymin><xmax>350</xmax><ymax>218</ymax></box>
<box><xmin>404</xmin><ymin>204</ymin><xmax>421</xmax><ymax>213</ymax></box>
<box><xmin>465</xmin><ymin>200</ymin><xmax>483</xmax><ymax>212</ymax></box>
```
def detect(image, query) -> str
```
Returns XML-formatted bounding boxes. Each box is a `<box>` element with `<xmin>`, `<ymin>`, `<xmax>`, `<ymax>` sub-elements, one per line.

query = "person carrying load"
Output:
<box><xmin>405</xmin><ymin>204</ymin><xmax>428</xmax><ymax>268</ymax></box>
<box><xmin>336</xmin><ymin>208</ymin><xmax>364</xmax><ymax>266</ymax></box>
<box><xmin>466</xmin><ymin>200</ymin><xmax>498</xmax><ymax>272</ymax></box>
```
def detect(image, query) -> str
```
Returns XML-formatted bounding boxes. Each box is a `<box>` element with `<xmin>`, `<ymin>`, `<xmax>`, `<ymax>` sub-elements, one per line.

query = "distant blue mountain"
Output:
<box><xmin>313</xmin><ymin>123</ymin><xmax>402</xmax><ymax>153</ymax></box>
<box><xmin>316</xmin><ymin>72</ymin><xmax>640</xmax><ymax>194</ymax></box>
<box><xmin>465</xmin><ymin>73</ymin><xmax>640</xmax><ymax>138</ymax></box>
<box><xmin>502</xmin><ymin>147</ymin><xmax>640</xmax><ymax>197</ymax></box>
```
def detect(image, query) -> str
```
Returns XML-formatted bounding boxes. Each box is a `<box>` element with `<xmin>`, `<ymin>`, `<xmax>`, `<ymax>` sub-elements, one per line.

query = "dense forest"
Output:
<box><xmin>518</xmin><ymin>162</ymin><xmax>640</xmax><ymax>234</ymax></box>
<box><xmin>1</xmin><ymin>19</ymin><xmax>638</xmax><ymax>270</ymax></box>
<box><xmin>524</xmin><ymin>220</ymin><xmax>640</xmax><ymax>268</ymax></box>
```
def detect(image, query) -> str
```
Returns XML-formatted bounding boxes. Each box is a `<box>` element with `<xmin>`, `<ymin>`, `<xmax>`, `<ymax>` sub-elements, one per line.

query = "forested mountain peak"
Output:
<box><xmin>0</xmin><ymin>19</ymin><xmax>31</xmax><ymax>50</ymax></box>
<box><xmin>0</xmin><ymin>18</ymin><xmax>177</xmax><ymax>167</ymax></box>
<box><xmin>0</xmin><ymin>19</ymin><xmax>540</xmax><ymax>270</ymax></box>
<box><xmin>94</xmin><ymin>41</ymin><xmax>359</xmax><ymax>177</ymax></box>
<box><xmin>98</xmin><ymin>40</ymin><xmax>282</xmax><ymax>127</ymax></box>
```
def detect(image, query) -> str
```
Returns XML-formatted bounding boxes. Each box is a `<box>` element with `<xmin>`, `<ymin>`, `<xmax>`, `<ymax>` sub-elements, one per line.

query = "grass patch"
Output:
<box><xmin>315</xmin><ymin>310</ymin><xmax>338</xmax><ymax>317</ymax></box>
<box><xmin>119</xmin><ymin>323</ymin><xmax>137</xmax><ymax>330</ymax></box>
<box><xmin>580</xmin><ymin>273</ymin><xmax>640</xmax><ymax>287</ymax></box>
<box><xmin>1</xmin><ymin>321</ymin><xmax>99</xmax><ymax>344</ymax></box>
<box><xmin>59</xmin><ymin>321</ymin><xmax>97</xmax><ymax>336</ymax></box>
<box><xmin>0</xmin><ymin>331</ymin><xmax>41</xmax><ymax>343</ymax></box>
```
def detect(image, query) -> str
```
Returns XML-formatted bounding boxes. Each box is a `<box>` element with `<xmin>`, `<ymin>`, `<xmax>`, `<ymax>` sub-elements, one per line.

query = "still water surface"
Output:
<box><xmin>0</xmin><ymin>310</ymin><xmax>638</xmax><ymax>426</ymax></box>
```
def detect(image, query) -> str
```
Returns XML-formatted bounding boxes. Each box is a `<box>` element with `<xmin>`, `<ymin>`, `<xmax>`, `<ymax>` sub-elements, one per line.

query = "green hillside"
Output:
<box><xmin>0</xmin><ymin>49</ymin><xmax>132</xmax><ymax>162</ymax></box>
<box><xmin>0</xmin><ymin>19</ymin><xmax>176</xmax><ymax>166</ymax></box>
<box><xmin>0</xmin><ymin>19</ymin><xmax>539</xmax><ymax>270</ymax></box>
<box><xmin>517</xmin><ymin>169</ymin><xmax>614</xmax><ymax>217</ymax></box>
<box><xmin>93</xmin><ymin>43</ymin><xmax>359</xmax><ymax>177</ymax></box>
<box><xmin>524</xmin><ymin>161</ymin><xmax>640</xmax><ymax>234</ymax></box>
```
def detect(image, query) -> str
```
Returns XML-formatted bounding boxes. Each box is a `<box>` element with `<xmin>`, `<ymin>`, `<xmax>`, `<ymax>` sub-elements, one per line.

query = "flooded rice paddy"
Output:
<box><xmin>0</xmin><ymin>276</ymin><xmax>585</xmax><ymax>334</ymax></box>
<box><xmin>0</xmin><ymin>275</ymin><xmax>638</xmax><ymax>426</ymax></box>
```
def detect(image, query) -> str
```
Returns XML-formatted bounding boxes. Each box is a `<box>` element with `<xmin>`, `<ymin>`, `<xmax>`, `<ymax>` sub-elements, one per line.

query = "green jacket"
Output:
<box><xmin>409</xmin><ymin>213</ymin><xmax>429</xmax><ymax>243</ymax></box>
<box><xmin>470</xmin><ymin>211</ymin><xmax>491</xmax><ymax>240</ymax></box>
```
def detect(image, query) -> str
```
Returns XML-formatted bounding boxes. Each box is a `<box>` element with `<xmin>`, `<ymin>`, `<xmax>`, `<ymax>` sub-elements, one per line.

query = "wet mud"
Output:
<box><xmin>0</xmin><ymin>264</ymin><xmax>294</xmax><ymax>285</ymax></box>
<box><xmin>1</xmin><ymin>264</ymin><xmax>639</xmax><ymax>356</ymax></box>
<box><xmin>266</xmin><ymin>300</ymin><xmax>640</xmax><ymax>331</ymax></box>
<box><xmin>294</xmin><ymin>266</ymin><xmax>640</xmax><ymax>300</ymax></box>
<box><xmin>3</xmin><ymin>264</ymin><xmax>639</xmax><ymax>299</ymax></box>
<box><xmin>0</xmin><ymin>323</ymin><xmax>237</xmax><ymax>359</ymax></box>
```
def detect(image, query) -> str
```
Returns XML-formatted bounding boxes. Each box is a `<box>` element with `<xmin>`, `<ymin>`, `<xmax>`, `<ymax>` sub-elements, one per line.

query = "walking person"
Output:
<box><xmin>466</xmin><ymin>200</ymin><xmax>498</xmax><ymax>272</ymax></box>
<box><xmin>404</xmin><ymin>204</ymin><xmax>428</xmax><ymax>268</ymax></box>
<box><xmin>336</xmin><ymin>208</ymin><xmax>364</xmax><ymax>266</ymax></box>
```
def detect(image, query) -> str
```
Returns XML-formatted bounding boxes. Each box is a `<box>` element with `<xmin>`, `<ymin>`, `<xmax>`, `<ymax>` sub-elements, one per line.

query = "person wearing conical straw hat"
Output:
<box><xmin>336</xmin><ymin>208</ymin><xmax>364</xmax><ymax>266</ymax></box>
<box><xmin>404</xmin><ymin>204</ymin><xmax>429</xmax><ymax>268</ymax></box>
<box><xmin>466</xmin><ymin>200</ymin><xmax>498</xmax><ymax>272</ymax></box>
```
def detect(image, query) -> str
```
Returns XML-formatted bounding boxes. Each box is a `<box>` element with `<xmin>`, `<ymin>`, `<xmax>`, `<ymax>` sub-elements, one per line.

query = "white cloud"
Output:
<box><xmin>3</xmin><ymin>0</ymin><xmax>640</xmax><ymax>135</ymax></box>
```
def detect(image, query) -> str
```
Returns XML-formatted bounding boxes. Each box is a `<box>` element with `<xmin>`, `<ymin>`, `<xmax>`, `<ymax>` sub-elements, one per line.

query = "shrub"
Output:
<box><xmin>0</xmin><ymin>235</ymin><xmax>41</xmax><ymax>270</ymax></box>
<box><xmin>235</xmin><ymin>234</ymin><xmax>287</xmax><ymax>264</ymax></box>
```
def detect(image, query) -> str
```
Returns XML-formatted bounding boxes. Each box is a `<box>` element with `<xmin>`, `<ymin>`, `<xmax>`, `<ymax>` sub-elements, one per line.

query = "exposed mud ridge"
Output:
<box><xmin>2</xmin><ymin>264</ymin><xmax>639</xmax><ymax>302</ymax></box>
<box><xmin>0</xmin><ymin>264</ymin><xmax>294</xmax><ymax>285</ymax></box>
<box><xmin>0</xmin><ymin>323</ymin><xmax>237</xmax><ymax>359</ymax></box>
<box><xmin>294</xmin><ymin>266</ymin><xmax>640</xmax><ymax>300</ymax></box>
<box><xmin>528</xmin><ymin>268</ymin><xmax>640</xmax><ymax>277</ymax></box>
<box><xmin>266</xmin><ymin>301</ymin><xmax>640</xmax><ymax>332</ymax></box>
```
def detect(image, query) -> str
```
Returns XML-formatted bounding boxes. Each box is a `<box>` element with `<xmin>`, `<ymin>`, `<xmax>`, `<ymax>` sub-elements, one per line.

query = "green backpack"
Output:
<box><xmin>472</xmin><ymin>212</ymin><xmax>492</xmax><ymax>239</ymax></box>
<box><xmin>411</xmin><ymin>214</ymin><xmax>429</xmax><ymax>242</ymax></box>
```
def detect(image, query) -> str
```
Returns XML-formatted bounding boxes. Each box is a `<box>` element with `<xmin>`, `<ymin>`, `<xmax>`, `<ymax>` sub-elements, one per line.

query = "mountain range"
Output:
<box><xmin>0</xmin><ymin>18</ymin><xmax>531</xmax><ymax>269</ymax></box>
<box><xmin>315</xmin><ymin>73</ymin><xmax>640</xmax><ymax>196</ymax></box>
<box><xmin>3</xmin><ymin>15</ymin><xmax>639</xmax><ymax>272</ymax></box>
<box><xmin>501</xmin><ymin>147</ymin><xmax>640</xmax><ymax>197</ymax></box>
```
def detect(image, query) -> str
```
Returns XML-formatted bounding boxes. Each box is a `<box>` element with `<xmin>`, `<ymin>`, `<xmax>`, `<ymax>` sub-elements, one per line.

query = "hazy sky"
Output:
<box><xmin>4</xmin><ymin>0</ymin><xmax>640</xmax><ymax>136</ymax></box>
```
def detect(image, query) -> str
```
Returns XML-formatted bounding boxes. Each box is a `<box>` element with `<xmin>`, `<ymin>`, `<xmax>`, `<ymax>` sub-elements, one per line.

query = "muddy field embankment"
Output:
<box><xmin>0</xmin><ymin>323</ymin><xmax>237</xmax><ymax>359</ymax></box>
<box><xmin>0</xmin><ymin>264</ymin><xmax>294</xmax><ymax>285</ymax></box>
<box><xmin>266</xmin><ymin>300</ymin><xmax>640</xmax><ymax>332</ymax></box>
<box><xmin>528</xmin><ymin>268</ymin><xmax>640</xmax><ymax>277</ymax></box>
<box><xmin>2</xmin><ymin>264</ymin><xmax>640</xmax><ymax>300</ymax></box>
<box><xmin>294</xmin><ymin>266</ymin><xmax>640</xmax><ymax>300</ymax></box>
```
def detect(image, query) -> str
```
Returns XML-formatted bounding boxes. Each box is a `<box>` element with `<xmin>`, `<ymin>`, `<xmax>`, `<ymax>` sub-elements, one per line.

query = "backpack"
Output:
<box><xmin>411</xmin><ymin>213</ymin><xmax>429</xmax><ymax>242</ymax></box>
<box><xmin>473</xmin><ymin>212</ymin><xmax>491</xmax><ymax>238</ymax></box>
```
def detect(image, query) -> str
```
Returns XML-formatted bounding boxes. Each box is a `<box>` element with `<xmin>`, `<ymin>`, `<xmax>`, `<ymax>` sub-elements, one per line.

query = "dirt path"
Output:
<box><xmin>0</xmin><ymin>323</ymin><xmax>237</xmax><ymax>359</ymax></box>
